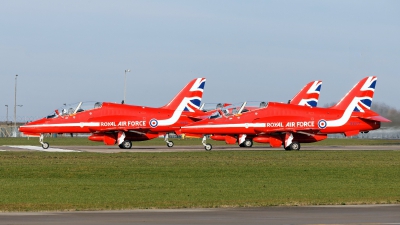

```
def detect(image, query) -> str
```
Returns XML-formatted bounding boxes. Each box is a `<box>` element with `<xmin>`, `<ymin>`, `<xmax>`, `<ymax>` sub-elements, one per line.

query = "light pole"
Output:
<box><xmin>13</xmin><ymin>74</ymin><xmax>18</xmax><ymax>137</ymax></box>
<box><xmin>123</xmin><ymin>69</ymin><xmax>130</xmax><ymax>104</ymax></box>
<box><xmin>5</xmin><ymin>105</ymin><xmax>8</xmax><ymax>125</ymax></box>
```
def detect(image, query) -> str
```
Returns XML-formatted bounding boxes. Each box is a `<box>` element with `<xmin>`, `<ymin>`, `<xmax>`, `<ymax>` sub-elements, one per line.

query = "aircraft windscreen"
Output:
<box><xmin>208</xmin><ymin>111</ymin><xmax>222</xmax><ymax>119</ymax></box>
<box><xmin>220</xmin><ymin>101</ymin><xmax>268</xmax><ymax>116</ymax></box>
<box><xmin>45</xmin><ymin>101</ymin><xmax>103</xmax><ymax>118</ymax></box>
<box><xmin>245</xmin><ymin>101</ymin><xmax>268</xmax><ymax>109</ymax></box>
<box><xmin>219</xmin><ymin>103</ymin><xmax>242</xmax><ymax>116</ymax></box>
<box><xmin>201</xmin><ymin>103</ymin><xmax>231</xmax><ymax>112</ymax></box>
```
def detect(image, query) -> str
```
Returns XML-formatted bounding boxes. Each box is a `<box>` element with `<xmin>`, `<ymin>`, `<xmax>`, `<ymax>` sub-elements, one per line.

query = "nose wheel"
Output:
<box><xmin>39</xmin><ymin>134</ymin><xmax>50</xmax><ymax>149</ymax></box>
<box><xmin>202</xmin><ymin>136</ymin><xmax>213</xmax><ymax>151</ymax></box>
<box><xmin>167</xmin><ymin>141</ymin><xmax>174</xmax><ymax>148</ymax></box>
<box><xmin>164</xmin><ymin>133</ymin><xmax>174</xmax><ymax>148</ymax></box>
<box><xmin>42</xmin><ymin>142</ymin><xmax>49</xmax><ymax>149</ymax></box>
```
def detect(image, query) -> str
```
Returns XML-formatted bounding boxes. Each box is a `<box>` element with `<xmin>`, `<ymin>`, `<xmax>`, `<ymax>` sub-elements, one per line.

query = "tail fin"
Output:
<box><xmin>290</xmin><ymin>80</ymin><xmax>322</xmax><ymax>107</ymax></box>
<box><xmin>161</xmin><ymin>78</ymin><xmax>206</xmax><ymax>112</ymax></box>
<box><xmin>330</xmin><ymin>76</ymin><xmax>377</xmax><ymax>112</ymax></box>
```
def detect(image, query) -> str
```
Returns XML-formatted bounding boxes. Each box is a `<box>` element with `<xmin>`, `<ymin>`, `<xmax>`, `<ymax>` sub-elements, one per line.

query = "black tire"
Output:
<box><xmin>42</xmin><ymin>142</ymin><xmax>49</xmax><ymax>149</ymax></box>
<box><xmin>205</xmin><ymin>144</ymin><xmax>212</xmax><ymax>151</ymax></box>
<box><xmin>290</xmin><ymin>142</ymin><xmax>300</xmax><ymax>151</ymax></box>
<box><xmin>167</xmin><ymin>141</ymin><xmax>174</xmax><ymax>148</ymax></box>
<box><xmin>119</xmin><ymin>140</ymin><xmax>132</xmax><ymax>149</ymax></box>
<box><xmin>243</xmin><ymin>139</ymin><xmax>253</xmax><ymax>147</ymax></box>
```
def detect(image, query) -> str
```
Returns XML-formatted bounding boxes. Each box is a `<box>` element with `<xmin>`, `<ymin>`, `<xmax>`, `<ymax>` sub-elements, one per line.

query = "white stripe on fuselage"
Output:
<box><xmin>20</xmin><ymin>122</ymin><xmax>100</xmax><ymax>128</ymax></box>
<box><xmin>183</xmin><ymin>123</ymin><xmax>266</xmax><ymax>129</ymax></box>
<box><xmin>158</xmin><ymin>97</ymin><xmax>196</xmax><ymax>126</ymax></box>
<box><xmin>325</xmin><ymin>97</ymin><xmax>360</xmax><ymax>127</ymax></box>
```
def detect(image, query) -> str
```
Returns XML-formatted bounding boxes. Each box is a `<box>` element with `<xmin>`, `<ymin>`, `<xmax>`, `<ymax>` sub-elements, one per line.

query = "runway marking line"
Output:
<box><xmin>5</xmin><ymin>145</ymin><xmax>80</xmax><ymax>152</ymax></box>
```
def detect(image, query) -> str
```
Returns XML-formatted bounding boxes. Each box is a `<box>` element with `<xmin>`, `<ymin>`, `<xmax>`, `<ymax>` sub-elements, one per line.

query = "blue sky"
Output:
<box><xmin>1</xmin><ymin>0</ymin><xmax>399</xmax><ymax>121</ymax></box>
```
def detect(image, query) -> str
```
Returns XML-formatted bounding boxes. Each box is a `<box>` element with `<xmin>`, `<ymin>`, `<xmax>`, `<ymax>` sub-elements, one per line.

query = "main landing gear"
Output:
<box><xmin>284</xmin><ymin>141</ymin><xmax>301</xmax><ymax>151</ymax></box>
<box><xmin>164</xmin><ymin>133</ymin><xmax>174</xmax><ymax>148</ymax></box>
<box><xmin>117</xmin><ymin>131</ymin><xmax>132</xmax><ymax>149</ymax></box>
<box><xmin>239</xmin><ymin>139</ymin><xmax>253</xmax><ymax>148</ymax></box>
<box><xmin>202</xmin><ymin>136</ymin><xmax>212</xmax><ymax>151</ymax></box>
<box><xmin>119</xmin><ymin>140</ymin><xmax>132</xmax><ymax>149</ymax></box>
<box><xmin>39</xmin><ymin>134</ymin><xmax>50</xmax><ymax>149</ymax></box>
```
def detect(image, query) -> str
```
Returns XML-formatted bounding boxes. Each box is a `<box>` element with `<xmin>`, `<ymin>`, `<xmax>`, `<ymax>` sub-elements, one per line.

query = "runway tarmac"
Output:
<box><xmin>1</xmin><ymin>144</ymin><xmax>400</xmax><ymax>153</ymax></box>
<box><xmin>1</xmin><ymin>205</ymin><xmax>400</xmax><ymax>225</ymax></box>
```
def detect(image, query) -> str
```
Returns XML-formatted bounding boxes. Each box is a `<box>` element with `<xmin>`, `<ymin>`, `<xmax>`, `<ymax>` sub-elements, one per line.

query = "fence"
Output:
<box><xmin>0</xmin><ymin>125</ymin><xmax>15</xmax><ymax>137</ymax></box>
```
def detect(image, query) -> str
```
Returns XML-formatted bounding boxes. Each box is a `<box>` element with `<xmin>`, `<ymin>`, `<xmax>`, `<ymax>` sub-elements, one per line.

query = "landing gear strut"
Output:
<box><xmin>164</xmin><ymin>133</ymin><xmax>174</xmax><ymax>148</ymax></box>
<box><xmin>39</xmin><ymin>134</ymin><xmax>49</xmax><ymax>149</ymax></box>
<box><xmin>117</xmin><ymin>131</ymin><xmax>132</xmax><ymax>149</ymax></box>
<box><xmin>202</xmin><ymin>136</ymin><xmax>212</xmax><ymax>151</ymax></box>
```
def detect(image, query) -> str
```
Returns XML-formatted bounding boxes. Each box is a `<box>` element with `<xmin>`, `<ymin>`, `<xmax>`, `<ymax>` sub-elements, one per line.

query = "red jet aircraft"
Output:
<box><xmin>181</xmin><ymin>76</ymin><xmax>390</xmax><ymax>151</ymax></box>
<box><xmin>19</xmin><ymin>78</ymin><xmax>207</xmax><ymax>149</ymax></box>
<box><xmin>202</xmin><ymin>80</ymin><xmax>322</xmax><ymax>148</ymax></box>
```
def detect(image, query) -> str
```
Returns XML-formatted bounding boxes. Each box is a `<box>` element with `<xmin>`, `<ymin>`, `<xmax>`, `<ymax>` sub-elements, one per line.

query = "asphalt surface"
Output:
<box><xmin>2</xmin><ymin>144</ymin><xmax>400</xmax><ymax>153</ymax></box>
<box><xmin>1</xmin><ymin>205</ymin><xmax>400</xmax><ymax>225</ymax></box>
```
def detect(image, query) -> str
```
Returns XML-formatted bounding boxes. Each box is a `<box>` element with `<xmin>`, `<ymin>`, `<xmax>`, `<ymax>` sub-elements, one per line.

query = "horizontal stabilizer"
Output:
<box><xmin>362</xmin><ymin>115</ymin><xmax>391</xmax><ymax>123</ymax></box>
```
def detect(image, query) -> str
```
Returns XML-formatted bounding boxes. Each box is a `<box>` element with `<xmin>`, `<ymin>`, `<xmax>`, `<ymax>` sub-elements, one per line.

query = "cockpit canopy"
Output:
<box><xmin>200</xmin><ymin>103</ymin><xmax>232</xmax><ymax>112</ymax></box>
<box><xmin>46</xmin><ymin>101</ymin><xmax>103</xmax><ymax>119</ymax></box>
<box><xmin>208</xmin><ymin>101</ymin><xmax>268</xmax><ymax>119</ymax></box>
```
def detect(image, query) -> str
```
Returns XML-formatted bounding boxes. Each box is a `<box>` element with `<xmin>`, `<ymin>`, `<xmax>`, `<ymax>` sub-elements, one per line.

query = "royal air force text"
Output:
<box><xmin>265</xmin><ymin>121</ymin><xmax>314</xmax><ymax>128</ymax></box>
<box><xmin>100</xmin><ymin>121</ymin><xmax>146</xmax><ymax>127</ymax></box>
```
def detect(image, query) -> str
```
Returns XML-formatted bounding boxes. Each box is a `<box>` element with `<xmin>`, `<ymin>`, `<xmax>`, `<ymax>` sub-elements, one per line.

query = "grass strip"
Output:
<box><xmin>0</xmin><ymin>150</ymin><xmax>399</xmax><ymax>211</ymax></box>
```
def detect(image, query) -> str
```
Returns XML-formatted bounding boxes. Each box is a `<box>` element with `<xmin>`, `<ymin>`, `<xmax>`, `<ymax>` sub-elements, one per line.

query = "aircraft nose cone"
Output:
<box><xmin>19</xmin><ymin>124</ymin><xmax>31</xmax><ymax>132</ymax></box>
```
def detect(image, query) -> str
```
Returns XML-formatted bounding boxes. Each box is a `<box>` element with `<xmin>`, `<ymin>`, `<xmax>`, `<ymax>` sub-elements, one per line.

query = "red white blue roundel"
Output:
<box><xmin>318</xmin><ymin>119</ymin><xmax>327</xmax><ymax>129</ymax></box>
<box><xmin>149</xmin><ymin>118</ymin><xmax>158</xmax><ymax>128</ymax></box>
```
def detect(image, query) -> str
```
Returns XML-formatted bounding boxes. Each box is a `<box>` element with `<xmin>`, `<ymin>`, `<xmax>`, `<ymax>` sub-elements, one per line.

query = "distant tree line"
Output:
<box><xmin>371</xmin><ymin>102</ymin><xmax>400</xmax><ymax>127</ymax></box>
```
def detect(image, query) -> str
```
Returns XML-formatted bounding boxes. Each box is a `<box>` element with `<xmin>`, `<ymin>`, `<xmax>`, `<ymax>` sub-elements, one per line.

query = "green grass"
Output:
<box><xmin>302</xmin><ymin>138</ymin><xmax>400</xmax><ymax>146</ymax></box>
<box><xmin>0</xmin><ymin>151</ymin><xmax>399</xmax><ymax>211</ymax></box>
<box><xmin>1</xmin><ymin>137</ymin><xmax>400</xmax><ymax>147</ymax></box>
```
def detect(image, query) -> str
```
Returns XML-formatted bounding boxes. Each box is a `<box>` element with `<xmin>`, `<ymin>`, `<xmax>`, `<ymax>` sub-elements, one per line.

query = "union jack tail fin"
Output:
<box><xmin>161</xmin><ymin>78</ymin><xmax>206</xmax><ymax>112</ymax></box>
<box><xmin>330</xmin><ymin>76</ymin><xmax>376</xmax><ymax>112</ymax></box>
<box><xmin>290</xmin><ymin>80</ymin><xmax>322</xmax><ymax>107</ymax></box>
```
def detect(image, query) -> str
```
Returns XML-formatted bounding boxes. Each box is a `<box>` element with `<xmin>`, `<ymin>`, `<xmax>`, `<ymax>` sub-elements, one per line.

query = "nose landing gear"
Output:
<box><xmin>39</xmin><ymin>134</ymin><xmax>50</xmax><ymax>149</ymax></box>
<box><xmin>164</xmin><ymin>133</ymin><xmax>174</xmax><ymax>148</ymax></box>
<box><xmin>202</xmin><ymin>136</ymin><xmax>212</xmax><ymax>151</ymax></box>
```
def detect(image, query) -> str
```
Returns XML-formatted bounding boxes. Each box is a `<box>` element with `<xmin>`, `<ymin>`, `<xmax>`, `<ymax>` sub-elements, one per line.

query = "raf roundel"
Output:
<box><xmin>149</xmin><ymin>118</ymin><xmax>158</xmax><ymax>128</ymax></box>
<box><xmin>318</xmin><ymin>119</ymin><xmax>327</xmax><ymax>129</ymax></box>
